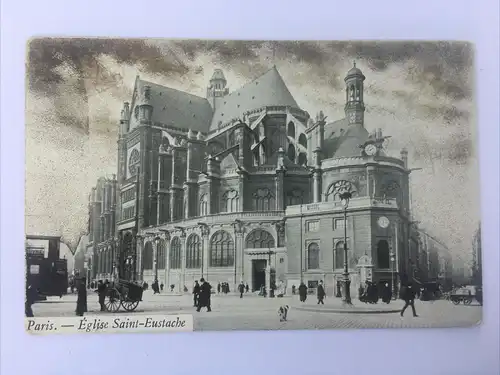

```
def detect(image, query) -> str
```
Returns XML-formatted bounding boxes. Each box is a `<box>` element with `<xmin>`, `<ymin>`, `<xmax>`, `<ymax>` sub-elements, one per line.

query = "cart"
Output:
<box><xmin>449</xmin><ymin>288</ymin><xmax>473</xmax><ymax>305</ymax></box>
<box><xmin>104</xmin><ymin>279</ymin><xmax>144</xmax><ymax>312</ymax></box>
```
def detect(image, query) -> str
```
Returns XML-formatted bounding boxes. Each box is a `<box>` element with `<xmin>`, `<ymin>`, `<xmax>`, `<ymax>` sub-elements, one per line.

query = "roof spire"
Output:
<box><xmin>353</xmin><ymin>60</ymin><xmax>356</xmax><ymax>68</ymax></box>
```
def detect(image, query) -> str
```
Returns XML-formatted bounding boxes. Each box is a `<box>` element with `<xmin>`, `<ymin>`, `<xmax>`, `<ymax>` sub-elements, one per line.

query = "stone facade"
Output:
<box><xmin>87</xmin><ymin>63</ymin><xmax>434</xmax><ymax>296</ymax></box>
<box><xmin>85</xmin><ymin>176</ymin><xmax>118</xmax><ymax>282</ymax></box>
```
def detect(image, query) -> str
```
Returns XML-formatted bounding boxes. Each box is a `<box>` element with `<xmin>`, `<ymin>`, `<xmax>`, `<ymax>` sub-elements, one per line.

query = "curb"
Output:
<box><xmin>293</xmin><ymin>306</ymin><xmax>401</xmax><ymax>314</ymax></box>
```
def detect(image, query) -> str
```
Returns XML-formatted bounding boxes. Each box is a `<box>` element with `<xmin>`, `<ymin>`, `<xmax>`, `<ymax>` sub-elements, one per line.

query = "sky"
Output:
<box><xmin>25</xmin><ymin>39</ymin><xmax>479</xmax><ymax>266</ymax></box>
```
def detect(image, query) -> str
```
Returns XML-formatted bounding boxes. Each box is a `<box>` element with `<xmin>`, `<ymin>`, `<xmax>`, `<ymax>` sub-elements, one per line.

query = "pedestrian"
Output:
<box><xmin>76</xmin><ymin>278</ymin><xmax>88</xmax><ymax>317</ymax></box>
<box><xmin>298</xmin><ymin>282</ymin><xmax>308</xmax><ymax>302</ymax></box>
<box><xmin>96</xmin><ymin>280</ymin><xmax>106</xmax><ymax>311</ymax></box>
<box><xmin>238</xmin><ymin>281</ymin><xmax>245</xmax><ymax>298</ymax></box>
<box><xmin>217</xmin><ymin>282</ymin><xmax>221</xmax><ymax>294</ymax></box>
<box><xmin>317</xmin><ymin>280</ymin><xmax>325</xmax><ymax>305</ymax></box>
<box><xmin>400</xmin><ymin>283</ymin><xmax>418</xmax><ymax>317</ymax></box>
<box><xmin>25</xmin><ymin>284</ymin><xmax>37</xmax><ymax>317</ymax></box>
<box><xmin>291</xmin><ymin>284</ymin><xmax>296</xmax><ymax>295</ymax></box>
<box><xmin>153</xmin><ymin>279</ymin><xmax>160</xmax><ymax>294</ymax></box>
<box><xmin>245</xmin><ymin>283</ymin><xmax>249</xmax><ymax>293</ymax></box>
<box><xmin>193</xmin><ymin>280</ymin><xmax>200</xmax><ymax>307</ymax></box>
<box><xmin>160</xmin><ymin>283</ymin><xmax>164</xmax><ymax>292</ymax></box>
<box><xmin>196</xmin><ymin>278</ymin><xmax>212</xmax><ymax>312</ymax></box>
<box><xmin>170</xmin><ymin>284</ymin><xmax>175</xmax><ymax>292</ymax></box>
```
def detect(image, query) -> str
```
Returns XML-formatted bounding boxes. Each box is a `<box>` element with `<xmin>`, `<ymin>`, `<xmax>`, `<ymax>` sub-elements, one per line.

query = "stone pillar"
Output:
<box><xmin>312</xmin><ymin>169</ymin><xmax>322</xmax><ymax>203</ymax></box>
<box><xmin>265</xmin><ymin>265</ymin><xmax>271</xmax><ymax>298</ymax></box>
<box><xmin>164</xmin><ymin>234</ymin><xmax>171</xmax><ymax>290</ymax></box>
<box><xmin>235</xmin><ymin>231</ymin><xmax>245</xmax><ymax>285</ymax></box>
<box><xmin>136</xmin><ymin>238</ymin><xmax>143</xmax><ymax>282</ymax></box>
<box><xmin>200</xmin><ymin>225</ymin><xmax>210</xmax><ymax>280</ymax></box>
<box><xmin>275</xmin><ymin>167</ymin><xmax>285</xmax><ymax>211</ymax></box>
<box><xmin>152</xmin><ymin>240</ymin><xmax>158</xmax><ymax>282</ymax></box>
<box><xmin>238</xmin><ymin>172</ymin><xmax>245</xmax><ymax>211</ymax></box>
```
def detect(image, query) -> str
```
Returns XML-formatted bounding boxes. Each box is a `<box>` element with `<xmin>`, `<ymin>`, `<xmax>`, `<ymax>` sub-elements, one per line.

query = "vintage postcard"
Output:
<box><xmin>25</xmin><ymin>39</ymin><xmax>482</xmax><ymax>334</ymax></box>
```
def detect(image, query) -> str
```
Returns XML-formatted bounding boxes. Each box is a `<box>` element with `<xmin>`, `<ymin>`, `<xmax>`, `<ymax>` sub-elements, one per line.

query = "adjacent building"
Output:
<box><xmin>86</xmin><ymin>63</ymin><xmax>450</xmax><ymax>297</ymax></box>
<box><xmin>85</xmin><ymin>176</ymin><xmax>118</xmax><ymax>282</ymax></box>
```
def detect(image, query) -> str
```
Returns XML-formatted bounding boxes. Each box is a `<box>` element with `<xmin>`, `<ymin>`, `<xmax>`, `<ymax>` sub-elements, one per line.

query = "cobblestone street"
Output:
<box><xmin>32</xmin><ymin>291</ymin><xmax>482</xmax><ymax>331</ymax></box>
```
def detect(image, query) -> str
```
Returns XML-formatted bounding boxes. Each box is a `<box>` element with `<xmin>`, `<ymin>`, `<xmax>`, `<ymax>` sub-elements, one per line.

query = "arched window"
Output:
<box><xmin>308</xmin><ymin>243</ymin><xmax>320</xmax><ymax>269</ymax></box>
<box><xmin>287</xmin><ymin>121</ymin><xmax>296</xmax><ymax>138</ymax></box>
<box><xmin>350</xmin><ymin>85</ymin><xmax>355</xmax><ymax>100</ymax></box>
<box><xmin>377</xmin><ymin>240</ymin><xmax>390</xmax><ymax>269</ymax></box>
<box><xmin>286</xmin><ymin>189</ymin><xmax>304</xmax><ymax>206</ymax></box>
<box><xmin>123</xmin><ymin>232</ymin><xmax>134</xmax><ymax>256</ymax></box>
<box><xmin>228</xmin><ymin>130</ymin><xmax>236</xmax><ymax>147</ymax></box>
<box><xmin>143</xmin><ymin>242</ymin><xmax>153</xmax><ymax>270</ymax></box>
<box><xmin>356</xmin><ymin>84</ymin><xmax>361</xmax><ymax>101</ymax></box>
<box><xmin>199</xmin><ymin>194</ymin><xmax>208</xmax><ymax>216</ymax></box>
<box><xmin>335</xmin><ymin>241</ymin><xmax>345</xmax><ymax>269</ymax></box>
<box><xmin>287</xmin><ymin>144</ymin><xmax>296</xmax><ymax>162</ymax></box>
<box><xmin>128</xmin><ymin>149</ymin><xmax>140</xmax><ymax>177</ymax></box>
<box><xmin>157</xmin><ymin>240</ymin><xmax>166</xmax><ymax>269</ymax></box>
<box><xmin>186</xmin><ymin>234</ymin><xmax>201</xmax><ymax>269</ymax></box>
<box><xmin>325</xmin><ymin>180</ymin><xmax>358</xmax><ymax>202</ymax></box>
<box><xmin>210</xmin><ymin>230</ymin><xmax>234</xmax><ymax>267</ymax></box>
<box><xmin>381</xmin><ymin>181</ymin><xmax>402</xmax><ymax>206</ymax></box>
<box><xmin>298</xmin><ymin>153</ymin><xmax>307</xmax><ymax>166</ymax></box>
<box><xmin>245</xmin><ymin>229</ymin><xmax>275</xmax><ymax>249</ymax></box>
<box><xmin>221</xmin><ymin>190</ymin><xmax>239</xmax><ymax>213</ymax></box>
<box><xmin>170</xmin><ymin>237</ymin><xmax>181</xmax><ymax>269</ymax></box>
<box><xmin>298</xmin><ymin>133</ymin><xmax>307</xmax><ymax>149</ymax></box>
<box><xmin>252</xmin><ymin>188</ymin><xmax>275</xmax><ymax>211</ymax></box>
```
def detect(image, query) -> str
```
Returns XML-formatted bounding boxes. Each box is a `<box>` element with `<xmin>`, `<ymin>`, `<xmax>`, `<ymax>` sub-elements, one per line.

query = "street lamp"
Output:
<box><xmin>339</xmin><ymin>190</ymin><xmax>352</xmax><ymax>305</ymax></box>
<box><xmin>390</xmin><ymin>252</ymin><xmax>396</xmax><ymax>299</ymax></box>
<box><xmin>154</xmin><ymin>236</ymin><xmax>161</xmax><ymax>282</ymax></box>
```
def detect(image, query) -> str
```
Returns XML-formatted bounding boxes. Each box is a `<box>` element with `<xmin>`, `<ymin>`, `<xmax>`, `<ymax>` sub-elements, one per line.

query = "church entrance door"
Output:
<box><xmin>252</xmin><ymin>259</ymin><xmax>267</xmax><ymax>292</ymax></box>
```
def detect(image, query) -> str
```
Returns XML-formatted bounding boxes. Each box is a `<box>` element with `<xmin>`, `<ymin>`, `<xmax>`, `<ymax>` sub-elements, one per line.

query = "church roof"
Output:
<box><xmin>136</xmin><ymin>79</ymin><xmax>213</xmax><ymax>132</ymax></box>
<box><xmin>210</xmin><ymin>66</ymin><xmax>299</xmax><ymax>131</ymax></box>
<box><xmin>322</xmin><ymin>119</ymin><xmax>370</xmax><ymax>158</ymax></box>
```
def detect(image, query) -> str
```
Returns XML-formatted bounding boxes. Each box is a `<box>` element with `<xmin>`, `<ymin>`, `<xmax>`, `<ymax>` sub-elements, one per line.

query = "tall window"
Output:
<box><xmin>128</xmin><ymin>149</ymin><xmax>140</xmax><ymax>177</ymax></box>
<box><xmin>287</xmin><ymin>189</ymin><xmax>304</xmax><ymax>206</ymax></box>
<box><xmin>157</xmin><ymin>240</ymin><xmax>166</xmax><ymax>269</ymax></box>
<box><xmin>209</xmin><ymin>230</ymin><xmax>234</xmax><ymax>267</ymax></box>
<box><xmin>377</xmin><ymin>240</ymin><xmax>390</xmax><ymax>269</ymax></box>
<box><xmin>287</xmin><ymin>144</ymin><xmax>296</xmax><ymax>163</ymax></box>
<box><xmin>245</xmin><ymin>229</ymin><xmax>275</xmax><ymax>249</ymax></box>
<box><xmin>143</xmin><ymin>242</ymin><xmax>153</xmax><ymax>270</ymax></box>
<box><xmin>221</xmin><ymin>190</ymin><xmax>239</xmax><ymax>213</ymax></box>
<box><xmin>287</xmin><ymin>121</ymin><xmax>296</xmax><ymax>138</ymax></box>
<box><xmin>170</xmin><ymin>237</ymin><xmax>181</xmax><ymax>269</ymax></box>
<box><xmin>298</xmin><ymin>133</ymin><xmax>307</xmax><ymax>149</ymax></box>
<box><xmin>335</xmin><ymin>241</ymin><xmax>345</xmax><ymax>269</ymax></box>
<box><xmin>297</xmin><ymin>153</ymin><xmax>307</xmax><ymax>166</ymax></box>
<box><xmin>199</xmin><ymin>194</ymin><xmax>208</xmax><ymax>216</ymax></box>
<box><xmin>252</xmin><ymin>188</ymin><xmax>275</xmax><ymax>211</ymax></box>
<box><xmin>186</xmin><ymin>234</ymin><xmax>201</xmax><ymax>269</ymax></box>
<box><xmin>308</xmin><ymin>242</ymin><xmax>320</xmax><ymax>269</ymax></box>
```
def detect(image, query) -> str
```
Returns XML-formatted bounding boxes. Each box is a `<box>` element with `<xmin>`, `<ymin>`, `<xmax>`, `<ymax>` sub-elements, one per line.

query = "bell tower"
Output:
<box><xmin>344</xmin><ymin>62</ymin><xmax>366</xmax><ymax>126</ymax></box>
<box><xmin>206</xmin><ymin>69</ymin><xmax>229</xmax><ymax>109</ymax></box>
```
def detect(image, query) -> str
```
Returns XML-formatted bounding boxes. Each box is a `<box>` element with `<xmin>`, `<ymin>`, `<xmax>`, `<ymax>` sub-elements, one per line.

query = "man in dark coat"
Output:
<box><xmin>245</xmin><ymin>283</ymin><xmax>249</xmax><ymax>293</ymax></box>
<box><xmin>217</xmin><ymin>282</ymin><xmax>221</xmax><ymax>294</ymax></box>
<box><xmin>96</xmin><ymin>280</ymin><xmax>106</xmax><ymax>311</ymax></box>
<box><xmin>196</xmin><ymin>278</ymin><xmax>212</xmax><ymax>312</ymax></box>
<box><xmin>25</xmin><ymin>284</ymin><xmax>37</xmax><ymax>317</ymax></box>
<box><xmin>76</xmin><ymin>278</ymin><xmax>88</xmax><ymax>316</ymax></box>
<box><xmin>317</xmin><ymin>281</ymin><xmax>326</xmax><ymax>305</ymax></box>
<box><xmin>193</xmin><ymin>280</ymin><xmax>200</xmax><ymax>307</ymax></box>
<box><xmin>238</xmin><ymin>282</ymin><xmax>245</xmax><ymax>298</ymax></box>
<box><xmin>298</xmin><ymin>282</ymin><xmax>308</xmax><ymax>302</ymax></box>
<box><xmin>400</xmin><ymin>283</ymin><xmax>418</xmax><ymax>317</ymax></box>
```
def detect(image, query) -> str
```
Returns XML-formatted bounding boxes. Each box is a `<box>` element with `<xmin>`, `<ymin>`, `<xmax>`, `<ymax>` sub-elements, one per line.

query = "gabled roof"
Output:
<box><xmin>135</xmin><ymin>79</ymin><xmax>213</xmax><ymax>132</ymax></box>
<box><xmin>210</xmin><ymin>66</ymin><xmax>299</xmax><ymax>131</ymax></box>
<box><xmin>322</xmin><ymin>119</ymin><xmax>370</xmax><ymax>158</ymax></box>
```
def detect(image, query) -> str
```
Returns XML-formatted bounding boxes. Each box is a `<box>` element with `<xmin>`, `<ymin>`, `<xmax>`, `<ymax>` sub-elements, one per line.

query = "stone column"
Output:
<box><xmin>136</xmin><ymin>238</ymin><xmax>143</xmax><ymax>282</ymax></box>
<box><xmin>199</xmin><ymin>225</ymin><xmax>210</xmax><ymax>280</ymax></box>
<box><xmin>236</xmin><ymin>231</ymin><xmax>245</xmax><ymax>285</ymax></box>
<box><xmin>164</xmin><ymin>233</ymin><xmax>171</xmax><ymax>290</ymax></box>
<box><xmin>153</xmin><ymin>240</ymin><xmax>158</xmax><ymax>282</ymax></box>
<box><xmin>180</xmin><ymin>232</ymin><xmax>187</xmax><ymax>293</ymax></box>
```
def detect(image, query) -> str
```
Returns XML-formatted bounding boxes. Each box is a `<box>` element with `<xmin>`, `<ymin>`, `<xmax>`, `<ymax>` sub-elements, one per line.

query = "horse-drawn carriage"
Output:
<box><xmin>450</xmin><ymin>287</ymin><xmax>474</xmax><ymax>305</ymax></box>
<box><xmin>103</xmin><ymin>279</ymin><xmax>143</xmax><ymax>312</ymax></box>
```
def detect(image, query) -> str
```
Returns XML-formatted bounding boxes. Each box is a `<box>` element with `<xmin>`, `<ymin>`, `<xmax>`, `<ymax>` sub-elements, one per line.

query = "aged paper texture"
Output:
<box><xmin>25</xmin><ymin>39</ymin><xmax>481</xmax><ymax>333</ymax></box>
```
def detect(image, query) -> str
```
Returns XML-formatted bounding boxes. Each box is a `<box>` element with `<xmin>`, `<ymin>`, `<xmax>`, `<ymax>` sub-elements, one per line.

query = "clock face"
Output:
<box><xmin>377</xmin><ymin>216</ymin><xmax>390</xmax><ymax>229</ymax></box>
<box><xmin>364</xmin><ymin>144</ymin><xmax>377</xmax><ymax>156</ymax></box>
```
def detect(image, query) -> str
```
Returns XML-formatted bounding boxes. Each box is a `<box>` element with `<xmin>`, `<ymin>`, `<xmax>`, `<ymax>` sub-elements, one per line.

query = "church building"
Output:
<box><xmin>110</xmin><ymin>63</ymin><xmax>414</xmax><ymax>296</ymax></box>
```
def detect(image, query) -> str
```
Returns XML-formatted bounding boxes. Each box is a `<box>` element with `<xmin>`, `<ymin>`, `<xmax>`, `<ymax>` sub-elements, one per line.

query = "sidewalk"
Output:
<box><xmin>291</xmin><ymin>297</ymin><xmax>402</xmax><ymax>314</ymax></box>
